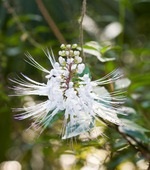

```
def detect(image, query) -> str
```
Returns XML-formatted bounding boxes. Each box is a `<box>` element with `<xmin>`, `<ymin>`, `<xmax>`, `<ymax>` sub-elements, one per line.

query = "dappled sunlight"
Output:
<box><xmin>117</xmin><ymin>161</ymin><xmax>136</xmax><ymax>170</ymax></box>
<box><xmin>59</xmin><ymin>153</ymin><xmax>76</xmax><ymax>170</ymax></box>
<box><xmin>100</xmin><ymin>22</ymin><xmax>122</xmax><ymax>41</ymax></box>
<box><xmin>0</xmin><ymin>161</ymin><xmax>21</xmax><ymax>170</ymax></box>
<box><xmin>82</xmin><ymin>14</ymin><xmax>100</xmax><ymax>38</ymax></box>
<box><xmin>81</xmin><ymin>149</ymin><xmax>109</xmax><ymax>170</ymax></box>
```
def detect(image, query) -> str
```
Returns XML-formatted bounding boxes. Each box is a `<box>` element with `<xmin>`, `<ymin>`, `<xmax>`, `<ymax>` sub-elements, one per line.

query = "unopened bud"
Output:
<box><xmin>66</xmin><ymin>44</ymin><xmax>71</xmax><ymax>49</ymax></box>
<box><xmin>72</xmin><ymin>44</ymin><xmax>78</xmax><ymax>49</ymax></box>
<box><xmin>77</xmin><ymin>63</ymin><xmax>85</xmax><ymax>74</ymax></box>
<box><xmin>60</xmin><ymin>44</ymin><xmax>66</xmax><ymax>49</ymax></box>
<box><xmin>65</xmin><ymin>51</ymin><xmax>69</xmax><ymax>56</ymax></box>
<box><xmin>59</xmin><ymin>56</ymin><xmax>66</xmax><ymax>65</ymax></box>
<box><xmin>75</xmin><ymin>56</ymin><xmax>82</xmax><ymax>63</ymax></box>
<box><xmin>74</xmin><ymin>51</ymin><xmax>80</xmax><ymax>56</ymax></box>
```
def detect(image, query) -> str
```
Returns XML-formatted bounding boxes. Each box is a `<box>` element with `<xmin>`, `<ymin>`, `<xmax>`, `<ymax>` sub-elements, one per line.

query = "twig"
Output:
<box><xmin>118</xmin><ymin>129</ymin><xmax>150</xmax><ymax>170</ymax></box>
<box><xmin>3</xmin><ymin>1</ymin><xmax>42</xmax><ymax>48</ymax></box>
<box><xmin>36</xmin><ymin>0</ymin><xmax>66</xmax><ymax>44</ymax></box>
<box><xmin>99</xmin><ymin>117</ymin><xmax>150</xmax><ymax>164</ymax></box>
<box><xmin>79</xmin><ymin>0</ymin><xmax>86</xmax><ymax>60</ymax></box>
<box><xmin>115</xmin><ymin>126</ymin><xmax>150</xmax><ymax>162</ymax></box>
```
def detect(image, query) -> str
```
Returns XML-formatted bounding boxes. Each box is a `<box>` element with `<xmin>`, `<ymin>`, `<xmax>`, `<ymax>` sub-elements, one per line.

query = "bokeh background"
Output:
<box><xmin>0</xmin><ymin>0</ymin><xmax>150</xmax><ymax>169</ymax></box>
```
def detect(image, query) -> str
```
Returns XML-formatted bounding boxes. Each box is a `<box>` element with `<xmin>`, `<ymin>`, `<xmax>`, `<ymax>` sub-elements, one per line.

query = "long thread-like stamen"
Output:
<box><xmin>11</xmin><ymin>44</ymin><xmax>126</xmax><ymax>139</ymax></box>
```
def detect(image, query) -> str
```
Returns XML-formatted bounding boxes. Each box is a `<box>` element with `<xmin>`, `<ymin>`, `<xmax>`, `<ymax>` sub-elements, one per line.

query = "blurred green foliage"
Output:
<box><xmin>0</xmin><ymin>0</ymin><xmax>150</xmax><ymax>169</ymax></box>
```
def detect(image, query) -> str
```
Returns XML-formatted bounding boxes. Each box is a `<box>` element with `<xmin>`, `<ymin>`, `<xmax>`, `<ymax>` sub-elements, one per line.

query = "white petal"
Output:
<box><xmin>77</xmin><ymin>63</ymin><xmax>85</xmax><ymax>74</ymax></box>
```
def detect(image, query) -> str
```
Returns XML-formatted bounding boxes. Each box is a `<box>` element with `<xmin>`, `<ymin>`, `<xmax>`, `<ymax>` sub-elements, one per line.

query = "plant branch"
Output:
<box><xmin>99</xmin><ymin>117</ymin><xmax>150</xmax><ymax>164</ymax></box>
<box><xmin>36</xmin><ymin>0</ymin><xmax>67</xmax><ymax>44</ymax></box>
<box><xmin>79</xmin><ymin>0</ymin><xmax>86</xmax><ymax>60</ymax></box>
<box><xmin>118</xmin><ymin>128</ymin><xmax>150</xmax><ymax>156</ymax></box>
<box><xmin>116</xmin><ymin>127</ymin><xmax>150</xmax><ymax>170</ymax></box>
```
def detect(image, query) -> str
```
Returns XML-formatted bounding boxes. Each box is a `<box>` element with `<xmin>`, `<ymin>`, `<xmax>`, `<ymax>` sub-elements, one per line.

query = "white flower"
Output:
<box><xmin>71</xmin><ymin>64</ymin><xmax>77</xmax><ymax>71</ymax></box>
<box><xmin>77</xmin><ymin>63</ymin><xmax>85</xmax><ymax>74</ymax></box>
<box><xmin>67</xmin><ymin>58</ymin><xmax>74</xmax><ymax>64</ymax></box>
<box><xmin>11</xmin><ymin>44</ymin><xmax>126</xmax><ymax>139</ymax></box>
<box><xmin>58</xmin><ymin>56</ymin><xmax>66</xmax><ymax>65</ymax></box>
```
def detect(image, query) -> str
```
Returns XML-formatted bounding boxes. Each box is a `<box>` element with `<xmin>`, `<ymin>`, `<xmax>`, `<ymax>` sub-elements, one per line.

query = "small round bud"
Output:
<box><xmin>66</xmin><ymin>44</ymin><xmax>71</xmax><ymax>49</ymax></box>
<box><xmin>77</xmin><ymin>63</ymin><xmax>85</xmax><ymax>74</ymax></box>
<box><xmin>65</xmin><ymin>51</ymin><xmax>69</xmax><ymax>56</ymax></box>
<box><xmin>69</xmin><ymin>50</ymin><xmax>74</xmax><ymax>56</ymax></box>
<box><xmin>72</xmin><ymin>44</ymin><xmax>78</xmax><ymax>49</ymax></box>
<box><xmin>60</xmin><ymin>44</ymin><xmax>66</xmax><ymax>49</ymax></box>
<box><xmin>59</xmin><ymin>56</ymin><xmax>66</xmax><ymax>65</ymax></box>
<box><xmin>75</xmin><ymin>56</ymin><xmax>82</xmax><ymax>63</ymax></box>
<box><xmin>61</xmin><ymin>50</ymin><xmax>66</xmax><ymax>56</ymax></box>
<box><xmin>74</xmin><ymin>50</ymin><xmax>80</xmax><ymax>56</ymax></box>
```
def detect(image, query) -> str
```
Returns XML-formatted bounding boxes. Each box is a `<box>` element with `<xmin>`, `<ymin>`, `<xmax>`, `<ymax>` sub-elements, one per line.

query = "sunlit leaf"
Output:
<box><xmin>83</xmin><ymin>41</ymin><xmax>116</xmax><ymax>62</ymax></box>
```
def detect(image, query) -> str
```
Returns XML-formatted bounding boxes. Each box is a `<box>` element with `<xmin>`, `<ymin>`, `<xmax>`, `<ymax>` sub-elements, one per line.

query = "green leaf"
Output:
<box><xmin>83</xmin><ymin>41</ymin><xmax>116</xmax><ymax>62</ymax></box>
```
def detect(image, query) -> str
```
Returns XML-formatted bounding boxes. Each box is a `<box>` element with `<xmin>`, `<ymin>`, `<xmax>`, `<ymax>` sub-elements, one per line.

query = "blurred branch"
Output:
<box><xmin>116</xmin><ymin>127</ymin><xmax>150</xmax><ymax>160</ymax></box>
<box><xmin>100</xmin><ymin>117</ymin><xmax>150</xmax><ymax>166</ymax></box>
<box><xmin>36</xmin><ymin>0</ymin><xmax>67</xmax><ymax>44</ymax></box>
<box><xmin>79</xmin><ymin>0</ymin><xmax>86</xmax><ymax>60</ymax></box>
<box><xmin>3</xmin><ymin>1</ymin><xmax>42</xmax><ymax>48</ymax></box>
<box><xmin>118</xmin><ymin>128</ymin><xmax>150</xmax><ymax>170</ymax></box>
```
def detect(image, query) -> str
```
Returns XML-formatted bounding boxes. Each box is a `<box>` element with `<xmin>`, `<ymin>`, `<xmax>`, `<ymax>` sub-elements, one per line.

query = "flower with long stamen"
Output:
<box><xmin>11</xmin><ymin>44</ymin><xmax>126</xmax><ymax>139</ymax></box>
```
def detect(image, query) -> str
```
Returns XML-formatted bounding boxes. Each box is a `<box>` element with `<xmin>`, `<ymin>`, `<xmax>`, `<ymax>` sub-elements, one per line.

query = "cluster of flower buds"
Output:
<box><xmin>58</xmin><ymin>44</ymin><xmax>85</xmax><ymax>73</ymax></box>
<box><xmin>50</xmin><ymin>44</ymin><xmax>86</xmax><ymax>91</ymax></box>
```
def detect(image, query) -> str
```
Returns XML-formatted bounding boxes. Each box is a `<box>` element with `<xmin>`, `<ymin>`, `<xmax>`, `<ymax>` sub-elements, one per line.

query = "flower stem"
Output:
<box><xmin>66</xmin><ymin>63</ymin><xmax>73</xmax><ymax>90</ymax></box>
